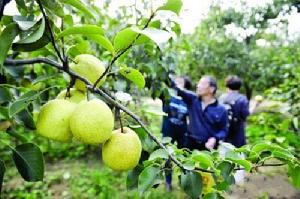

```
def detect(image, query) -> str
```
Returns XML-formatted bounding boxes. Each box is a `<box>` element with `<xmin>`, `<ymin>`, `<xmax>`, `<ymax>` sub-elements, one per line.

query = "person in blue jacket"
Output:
<box><xmin>219</xmin><ymin>75</ymin><xmax>250</xmax><ymax>147</ymax></box>
<box><xmin>173</xmin><ymin>75</ymin><xmax>228</xmax><ymax>150</ymax></box>
<box><xmin>161</xmin><ymin>76</ymin><xmax>191</xmax><ymax>191</ymax></box>
<box><xmin>161</xmin><ymin>76</ymin><xmax>191</xmax><ymax>148</ymax></box>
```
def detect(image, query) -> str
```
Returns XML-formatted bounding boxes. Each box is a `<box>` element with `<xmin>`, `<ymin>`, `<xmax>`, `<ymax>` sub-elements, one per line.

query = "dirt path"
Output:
<box><xmin>226</xmin><ymin>167</ymin><xmax>300</xmax><ymax>199</ymax></box>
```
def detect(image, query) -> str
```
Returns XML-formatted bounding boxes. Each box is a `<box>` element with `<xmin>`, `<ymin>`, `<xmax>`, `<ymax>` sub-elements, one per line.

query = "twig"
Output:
<box><xmin>36</xmin><ymin>0</ymin><xmax>64</xmax><ymax>63</ymax></box>
<box><xmin>92</xmin><ymin>12</ymin><xmax>156</xmax><ymax>89</ymax></box>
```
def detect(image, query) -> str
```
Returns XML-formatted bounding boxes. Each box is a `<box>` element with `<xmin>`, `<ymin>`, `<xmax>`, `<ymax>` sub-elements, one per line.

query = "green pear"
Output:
<box><xmin>70</xmin><ymin>99</ymin><xmax>114</xmax><ymax>144</ymax></box>
<box><xmin>70</xmin><ymin>54</ymin><xmax>106</xmax><ymax>91</ymax></box>
<box><xmin>254</xmin><ymin>95</ymin><xmax>264</xmax><ymax>102</ymax></box>
<box><xmin>102</xmin><ymin>127</ymin><xmax>142</xmax><ymax>171</ymax></box>
<box><xmin>56</xmin><ymin>88</ymin><xmax>86</xmax><ymax>103</ymax></box>
<box><xmin>36</xmin><ymin>99</ymin><xmax>76</xmax><ymax>142</ymax></box>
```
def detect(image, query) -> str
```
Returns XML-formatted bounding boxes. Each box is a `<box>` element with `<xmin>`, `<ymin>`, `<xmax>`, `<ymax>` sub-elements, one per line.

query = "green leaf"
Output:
<box><xmin>0</xmin><ymin>86</ymin><xmax>13</xmax><ymax>103</ymax></box>
<box><xmin>13</xmin><ymin>16</ymin><xmax>37</xmax><ymax>30</ymax></box>
<box><xmin>149</xmin><ymin>149</ymin><xmax>168</xmax><ymax>161</ymax></box>
<box><xmin>203</xmin><ymin>192</ymin><xmax>217</xmax><ymax>199</ymax></box>
<box><xmin>42</xmin><ymin>0</ymin><xmax>64</xmax><ymax>18</ymax></box>
<box><xmin>217</xmin><ymin>161</ymin><xmax>235</xmax><ymax>186</ymax></box>
<box><xmin>16</xmin><ymin>19</ymin><xmax>45</xmax><ymax>44</ymax></box>
<box><xmin>272</xmin><ymin>149</ymin><xmax>294</xmax><ymax>161</ymax></box>
<box><xmin>133</xmin><ymin>27</ymin><xmax>172</xmax><ymax>49</ymax></box>
<box><xmin>157</xmin><ymin>0</ymin><xmax>183</xmax><ymax>15</ymax></box>
<box><xmin>249</xmin><ymin>142</ymin><xmax>272</xmax><ymax>157</ymax></box>
<box><xmin>227</xmin><ymin>159</ymin><xmax>252</xmax><ymax>172</ymax></box>
<box><xmin>85</xmin><ymin>34</ymin><xmax>115</xmax><ymax>54</ymax></box>
<box><xmin>180</xmin><ymin>171</ymin><xmax>202</xmax><ymax>199</ymax></box>
<box><xmin>67</xmin><ymin>40</ymin><xmax>90</xmax><ymax>57</ymax></box>
<box><xmin>12</xmin><ymin>143</ymin><xmax>44</xmax><ymax>181</ymax></box>
<box><xmin>203</xmin><ymin>192</ymin><xmax>224</xmax><ymax>199</ymax></box>
<box><xmin>0</xmin><ymin>23</ymin><xmax>19</xmax><ymax>70</ymax></box>
<box><xmin>57</xmin><ymin>25</ymin><xmax>104</xmax><ymax>38</ymax></box>
<box><xmin>192</xmin><ymin>151</ymin><xmax>214</xmax><ymax>168</ymax></box>
<box><xmin>138</xmin><ymin>166</ymin><xmax>160</xmax><ymax>195</ymax></box>
<box><xmin>119</xmin><ymin>67</ymin><xmax>145</xmax><ymax>89</ymax></box>
<box><xmin>15</xmin><ymin>109</ymin><xmax>35</xmax><ymax>130</ymax></box>
<box><xmin>127</xmin><ymin>166</ymin><xmax>142</xmax><ymax>190</ymax></box>
<box><xmin>0</xmin><ymin>107</ymin><xmax>9</xmax><ymax>120</ymax></box>
<box><xmin>113</xmin><ymin>27</ymin><xmax>150</xmax><ymax>52</ymax></box>
<box><xmin>130</xmin><ymin>126</ymin><xmax>156</xmax><ymax>153</ymax></box>
<box><xmin>12</xmin><ymin>19</ymin><xmax>51</xmax><ymax>52</ymax></box>
<box><xmin>114</xmin><ymin>28</ymin><xmax>138</xmax><ymax>52</ymax></box>
<box><xmin>288</xmin><ymin>165</ymin><xmax>300</xmax><ymax>189</ymax></box>
<box><xmin>0</xmin><ymin>159</ymin><xmax>5</xmax><ymax>193</ymax></box>
<box><xmin>9</xmin><ymin>90</ymin><xmax>39</xmax><ymax>117</ymax></box>
<box><xmin>63</xmin><ymin>0</ymin><xmax>95</xmax><ymax>19</ymax></box>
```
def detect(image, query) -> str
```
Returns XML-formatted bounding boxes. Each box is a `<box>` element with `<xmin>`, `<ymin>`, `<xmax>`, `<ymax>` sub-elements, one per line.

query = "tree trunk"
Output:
<box><xmin>244</xmin><ymin>82</ymin><xmax>253</xmax><ymax>100</ymax></box>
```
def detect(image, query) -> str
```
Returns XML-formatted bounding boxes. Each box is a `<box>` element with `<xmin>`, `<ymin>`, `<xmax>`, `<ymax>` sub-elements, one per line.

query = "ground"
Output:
<box><xmin>2</xmin><ymin>157</ymin><xmax>300</xmax><ymax>199</ymax></box>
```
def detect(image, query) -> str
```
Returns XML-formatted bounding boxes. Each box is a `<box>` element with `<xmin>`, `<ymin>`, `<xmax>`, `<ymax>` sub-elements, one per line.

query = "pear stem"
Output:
<box><xmin>116</xmin><ymin>108</ymin><xmax>124</xmax><ymax>133</ymax></box>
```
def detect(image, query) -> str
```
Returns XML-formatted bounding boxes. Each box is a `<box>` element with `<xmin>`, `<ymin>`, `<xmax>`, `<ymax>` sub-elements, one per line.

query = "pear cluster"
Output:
<box><xmin>35</xmin><ymin>54</ymin><xmax>141</xmax><ymax>171</ymax></box>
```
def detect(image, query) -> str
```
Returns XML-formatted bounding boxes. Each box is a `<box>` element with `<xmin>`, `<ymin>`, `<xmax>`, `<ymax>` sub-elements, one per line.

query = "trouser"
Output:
<box><xmin>184</xmin><ymin>136</ymin><xmax>207</xmax><ymax>151</ymax></box>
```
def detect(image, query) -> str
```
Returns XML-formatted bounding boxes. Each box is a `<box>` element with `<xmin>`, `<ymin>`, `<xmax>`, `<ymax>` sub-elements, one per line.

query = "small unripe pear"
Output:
<box><xmin>102</xmin><ymin>127</ymin><xmax>142</xmax><ymax>171</ymax></box>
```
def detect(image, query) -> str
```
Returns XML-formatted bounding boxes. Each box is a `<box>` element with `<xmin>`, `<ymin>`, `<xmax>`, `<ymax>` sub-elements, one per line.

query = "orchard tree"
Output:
<box><xmin>176</xmin><ymin>0</ymin><xmax>300</xmax><ymax>99</ymax></box>
<box><xmin>0</xmin><ymin>0</ymin><xmax>300</xmax><ymax>198</ymax></box>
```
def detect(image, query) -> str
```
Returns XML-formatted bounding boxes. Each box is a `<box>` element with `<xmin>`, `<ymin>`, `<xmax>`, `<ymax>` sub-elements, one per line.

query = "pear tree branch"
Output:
<box><xmin>36</xmin><ymin>0</ymin><xmax>65</xmax><ymax>64</ymax></box>
<box><xmin>92</xmin><ymin>12</ymin><xmax>156</xmax><ymax>89</ymax></box>
<box><xmin>5</xmin><ymin>57</ymin><xmax>294</xmax><ymax>174</ymax></box>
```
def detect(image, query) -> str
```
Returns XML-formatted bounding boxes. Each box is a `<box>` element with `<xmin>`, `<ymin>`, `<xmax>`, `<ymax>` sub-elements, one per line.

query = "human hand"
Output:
<box><xmin>205</xmin><ymin>137</ymin><xmax>217</xmax><ymax>150</ymax></box>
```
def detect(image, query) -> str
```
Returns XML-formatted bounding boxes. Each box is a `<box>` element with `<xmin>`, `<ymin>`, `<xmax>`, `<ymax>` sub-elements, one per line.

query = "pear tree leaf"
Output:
<box><xmin>62</xmin><ymin>0</ymin><xmax>95</xmax><ymax>19</ymax></box>
<box><xmin>9</xmin><ymin>90</ymin><xmax>39</xmax><ymax>117</ymax></box>
<box><xmin>192</xmin><ymin>151</ymin><xmax>214</xmax><ymax>169</ymax></box>
<box><xmin>180</xmin><ymin>170</ymin><xmax>202</xmax><ymax>199</ymax></box>
<box><xmin>12</xmin><ymin>143</ymin><xmax>44</xmax><ymax>181</ymax></box>
<box><xmin>149</xmin><ymin>149</ymin><xmax>168</xmax><ymax>161</ymax></box>
<box><xmin>119</xmin><ymin>67</ymin><xmax>145</xmax><ymax>89</ymax></box>
<box><xmin>113</xmin><ymin>27</ymin><xmax>149</xmax><ymax>52</ymax></box>
<box><xmin>138</xmin><ymin>165</ymin><xmax>160</xmax><ymax>195</ymax></box>
<box><xmin>132</xmin><ymin>27</ymin><xmax>172</xmax><ymax>49</ymax></box>
<box><xmin>85</xmin><ymin>34</ymin><xmax>114</xmax><ymax>54</ymax></box>
<box><xmin>288</xmin><ymin>165</ymin><xmax>300</xmax><ymax>189</ymax></box>
<box><xmin>0</xmin><ymin>23</ymin><xmax>19</xmax><ymax>70</ymax></box>
<box><xmin>16</xmin><ymin>19</ymin><xmax>45</xmax><ymax>44</ymax></box>
<box><xmin>157</xmin><ymin>0</ymin><xmax>183</xmax><ymax>15</ymax></box>
<box><xmin>57</xmin><ymin>25</ymin><xmax>104</xmax><ymax>38</ymax></box>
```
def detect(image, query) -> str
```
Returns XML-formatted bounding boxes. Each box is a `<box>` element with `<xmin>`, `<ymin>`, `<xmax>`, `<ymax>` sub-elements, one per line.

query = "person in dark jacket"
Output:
<box><xmin>161</xmin><ymin>76</ymin><xmax>191</xmax><ymax>148</ymax></box>
<box><xmin>219</xmin><ymin>75</ymin><xmax>250</xmax><ymax>147</ymax></box>
<box><xmin>173</xmin><ymin>75</ymin><xmax>228</xmax><ymax>151</ymax></box>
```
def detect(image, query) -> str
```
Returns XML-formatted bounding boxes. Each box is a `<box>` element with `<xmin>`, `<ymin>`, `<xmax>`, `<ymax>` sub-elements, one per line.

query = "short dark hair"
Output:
<box><xmin>225</xmin><ymin>75</ymin><xmax>242</xmax><ymax>90</ymax></box>
<box><xmin>203</xmin><ymin>75</ymin><xmax>217</xmax><ymax>94</ymax></box>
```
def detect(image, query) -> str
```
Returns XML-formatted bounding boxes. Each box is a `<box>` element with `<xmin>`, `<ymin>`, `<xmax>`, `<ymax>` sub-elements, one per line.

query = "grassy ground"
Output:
<box><xmin>2</xmin><ymin>155</ymin><xmax>186</xmax><ymax>199</ymax></box>
<box><xmin>2</xmin><ymin>156</ymin><xmax>300</xmax><ymax>199</ymax></box>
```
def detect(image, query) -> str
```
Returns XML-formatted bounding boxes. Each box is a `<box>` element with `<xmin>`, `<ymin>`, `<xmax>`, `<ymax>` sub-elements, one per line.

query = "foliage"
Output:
<box><xmin>0</xmin><ymin>0</ymin><xmax>299</xmax><ymax>198</ymax></box>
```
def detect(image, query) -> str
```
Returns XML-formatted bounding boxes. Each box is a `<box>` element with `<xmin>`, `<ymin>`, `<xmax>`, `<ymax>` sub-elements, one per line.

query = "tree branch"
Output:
<box><xmin>4</xmin><ymin>57</ymin><xmax>186</xmax><ymax>171</ymax></box>
<box><xmin>36</xmin><ymin>0</ymin><xmax>64</xmax><ymax>64</ymax></box>
<box><xmin>3</xmin><ymin>57</ymin><xmax>292</xmax><ymax>174</ymax></box>
<box><xmin>92</xmin><ymin>12</ymin><xmax>156</xmax><ymax>89</ymax></box>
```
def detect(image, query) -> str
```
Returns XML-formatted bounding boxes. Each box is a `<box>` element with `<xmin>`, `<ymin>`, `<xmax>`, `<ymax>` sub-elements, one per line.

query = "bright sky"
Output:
<box><xmin>4</xmin><ymin>0</ymin><xmax>300</xmax><ymax>40</ymax></box>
